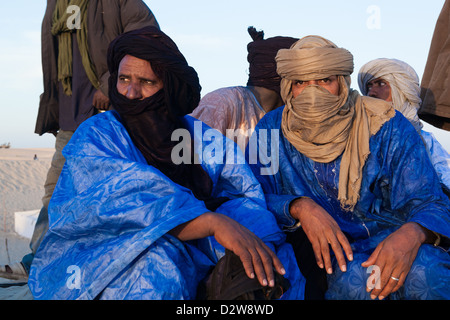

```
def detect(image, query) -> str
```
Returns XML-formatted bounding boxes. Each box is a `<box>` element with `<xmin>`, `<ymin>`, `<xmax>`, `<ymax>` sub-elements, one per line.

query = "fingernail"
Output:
<box><xmin>250</xmin><ymin>273</ymin><xmax>255</xmax><ymax>279</ymax></box>
<box><xmin>262</xmin><ymin>279</ymin><xmax>268</xmax><ymax>286</ymax></box>
<box><xmin>269</xmin><ymin>280</ymin><xmax>275</xmax><ymax>287</ymax></box>
<box><xmin>280</xmin><ymin>268</ymin><xmax>286</xmax><ymax>275</ymax></box>
<box><xmin>370</xmin><ymin>294</ymin><xmax>376</xmax><ymax>300</ymax></box>
<box><xmin>341</xmin><ymin>265</ymin><xmax>347</xmax><ymax>272</ymax></box>
<box><xmin>379</xmin><ymin>296</ymin><xmax>385</xmax><ymax>300</ymax></box>
<box><xmin>327</xmin><ymin>268</ymin><xmax>333</xmax><ymax>274</ymax></box>
<box><xmin>349</xmin><ymin>254</ymin><xmax>353</xmax><ymax>261</ymax></box>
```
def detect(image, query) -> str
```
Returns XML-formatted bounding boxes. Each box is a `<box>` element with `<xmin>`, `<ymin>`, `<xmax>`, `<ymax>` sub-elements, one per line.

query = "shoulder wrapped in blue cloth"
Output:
<box><xmin>28</xmin><ymin>111</ymin><xmax>305</xmax><ymax>300</ymax></box>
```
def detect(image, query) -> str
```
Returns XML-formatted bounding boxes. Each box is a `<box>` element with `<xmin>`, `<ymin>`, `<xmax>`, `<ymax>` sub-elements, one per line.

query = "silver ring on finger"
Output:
<box><xmin>390</xmin><ymin>276</ymin><xmax>400</xmax><ymax>281</ymax></box>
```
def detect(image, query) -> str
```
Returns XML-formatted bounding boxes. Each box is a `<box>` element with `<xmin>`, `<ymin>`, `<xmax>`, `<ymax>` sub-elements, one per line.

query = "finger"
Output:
<box><xmin>311</xmin><ymin>238</ymin><xmax>325</xmax><ymax>270</ymax></box>
<box><xmin>370</xmin><ymin>261</ymin><xmax>392</xmax><ymax>299</ymax></box>
<box><xmin>257</xmin><ymin>248</ymin><xmax>276</xmax><ymax>287</ymax></box>
<box><xmin>377</xmin><ymin>272</ymin><xmax>405</xmax><ymax>300</ymax></box>
<box><xmin>362</xmin><ymin>245</ymin><xmax>382</xmax><ymax>268</ymax></box>
<box><xmin>319</xmin><ymin>238</ymin><xmax>333</xmax><ymax>274</ymax></box>
<box><xmin>265</xmin><ymin>245</ymin><xmax>286</xmax><ymax>276</ymax></box>
<box><xmin>392</xmin><ymin>273</ymin><xmax>405</xmax><ymax>293</ymax></box>
<box><xmin>249</xmin><ymin>248</ymin><xmax>270</xmax><ymax>287</ymax></box>
<box><xmin>329</xmin><ymin>234</ymin><xmax>347</xmax><ymax>272</ymax></box>
<box><xmin>238</xmin><ymin>250</ymin><xmax>256</xmax><ymax>281</ymax></box>
<box><xmin>337</xmin><ymin>231</ymin><xmax>353</xmax><ymax>262</ymax></box>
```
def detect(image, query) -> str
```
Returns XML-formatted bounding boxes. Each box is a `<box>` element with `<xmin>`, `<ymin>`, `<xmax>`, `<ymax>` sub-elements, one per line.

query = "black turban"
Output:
<box><xmin>107</xmin><ymin>26</ymin><xmax>201</xmax><ymax>119</ymax></box>
<box><xmin>246</xmin><ymin>27</ymin><xmax>298</xmax><ymax>94</ymax></box>
<box><xmin>107</xmin><ymin>26</ymin><xmax>226</xmax><ymax>211</ymax></box>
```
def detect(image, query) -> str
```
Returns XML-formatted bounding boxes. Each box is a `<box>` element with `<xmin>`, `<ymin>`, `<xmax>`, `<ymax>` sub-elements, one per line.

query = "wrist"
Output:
<box><xmin>404</xmin><ymin>222</ymin><xmax>439</xmax><ymax>245</ymax></box>
<box><xmin>289</xmin><ymin>197</ymin><xmax>313</xmax><ymax>222</ymax></box>
<box><xmin>202</xmin><ymin>212</ymin><xmax>231</xmax><ymax>238</ymax></box>
<box><xmin>201</xmin><ymin>212</ymin><xmax>218</xmax><ymax>237</ymax></box>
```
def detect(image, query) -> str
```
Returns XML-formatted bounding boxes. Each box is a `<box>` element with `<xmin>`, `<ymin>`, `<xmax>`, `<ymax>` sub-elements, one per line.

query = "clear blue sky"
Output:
<box><xmin>0</xmin><ymin>0</ymin><xmax>449</xmax><ymax>150</ymax></box>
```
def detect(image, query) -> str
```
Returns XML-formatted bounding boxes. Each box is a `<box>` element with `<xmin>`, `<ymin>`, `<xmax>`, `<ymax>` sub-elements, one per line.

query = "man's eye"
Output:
<box><xmin>294</xmin><ymin>80</ymin><xmax>304</xmax><ymax>85</ymax></box>
<box><xmin>143</xmin><ymin>80</ymin><xmax>158</xmax><ymax>85</ymax></box>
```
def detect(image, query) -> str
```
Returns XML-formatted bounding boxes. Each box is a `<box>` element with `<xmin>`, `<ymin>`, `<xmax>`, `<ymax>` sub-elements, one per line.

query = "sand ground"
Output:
<box><xmin>0</xmin><ymin>148</ymin><xmax>54</xmax><ymax>299</ymax></box>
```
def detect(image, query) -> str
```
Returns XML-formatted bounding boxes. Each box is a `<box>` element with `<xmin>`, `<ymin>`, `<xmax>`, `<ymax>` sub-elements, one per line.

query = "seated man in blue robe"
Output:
<box><xmin>247</xmin><ymin>35</ymin><xmax>450</xmax><ymax>300</ymax></box>
<box><xmin>358</xmin><ymin>58</ymin><xmax>450</xmax><ymax>193</ymax></box>
<box><xmin>27</xmin><ymin>26</ymin><xmax>305</xmax><ymax>300</ymax></box>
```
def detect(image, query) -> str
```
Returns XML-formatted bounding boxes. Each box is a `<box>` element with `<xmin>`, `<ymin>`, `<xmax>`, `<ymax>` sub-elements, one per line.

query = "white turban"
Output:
<box><xmin>358</xmin><ymin>58</ymin><xmax>423</xmax><ymax>132</ymax></box>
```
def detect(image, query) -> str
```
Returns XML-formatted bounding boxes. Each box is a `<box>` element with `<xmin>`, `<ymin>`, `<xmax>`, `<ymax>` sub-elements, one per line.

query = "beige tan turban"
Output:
<box><xmin>276</xmin><ymin>36</ymin><xmax>354</xmax><ymax>81</ymax></box>
<box><xmin>358</xmin><ymin>58</ymin><xmax>423</xmax><ymax>132</ymax></box>
<box><xmin>276</xmin><ymin>35</ymin><xmax>395</xmax><ymax>211</ymax></box>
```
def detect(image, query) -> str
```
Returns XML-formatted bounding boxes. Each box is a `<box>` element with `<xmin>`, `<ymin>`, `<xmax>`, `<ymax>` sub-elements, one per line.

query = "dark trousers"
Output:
<box><xmin>286</xmin><ymin>228</ymin><xmax>328</xmax><ymax>300</ymax></box>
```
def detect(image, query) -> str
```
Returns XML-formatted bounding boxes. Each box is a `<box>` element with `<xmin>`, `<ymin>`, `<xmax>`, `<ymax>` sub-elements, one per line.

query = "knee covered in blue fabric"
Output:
<box><xmin>400</xmin><ymin>245</ymin><xmax>450</xmax><ymax>300</ymax></box>
<box><xmin>325</xmin><ymin>254</ymin><xmax>372</xmax><ymax>300</ymax></box>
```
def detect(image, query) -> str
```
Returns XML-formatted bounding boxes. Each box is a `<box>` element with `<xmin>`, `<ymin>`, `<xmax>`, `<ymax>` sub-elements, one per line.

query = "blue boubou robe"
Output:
<box><xmin>248</xmin><ymin>106</ymin><xmax>450</xmax><ymax>300</ymax></box>
<box><xmin>28</xmin><ymin>111</ymin><xmax>305</xmax><ymax>300</ymax></box>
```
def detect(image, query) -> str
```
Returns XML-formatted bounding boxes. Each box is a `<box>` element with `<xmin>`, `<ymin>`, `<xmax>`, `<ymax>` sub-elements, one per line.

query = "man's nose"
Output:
<box><xmin>367</xmin><ymin>87</ymin><xmax>378</xmax><ymax>98</ymax></box>
<box><xmin>126</xmin><ymin>82</ymin><xmax>143</xmax><ymax>100</ymax></box>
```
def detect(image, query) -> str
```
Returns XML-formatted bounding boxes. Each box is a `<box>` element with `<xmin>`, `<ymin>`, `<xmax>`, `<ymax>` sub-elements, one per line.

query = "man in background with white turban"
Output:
<box><xmin>358</xmin><ymin>58</ymin><xmax>450</xmax><ymax>193</ymax></box>
<box><xmin>248</xmin><ymin>35</ymin><xmax>450</xmax><ymax>300</ymax></box>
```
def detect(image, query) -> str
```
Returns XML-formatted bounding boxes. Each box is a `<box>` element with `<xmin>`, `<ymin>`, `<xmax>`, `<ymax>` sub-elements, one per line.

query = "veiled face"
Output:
<box><xmin>366</xmin><ymin>77</ymin><xmax>392</xmax><ymax>102</ymax></box>
<box><xmin>291</xmin><ymin>75</ymin><xmax>340</xmax><ymax>98</ymax></box>
<box><xmin>116</xmin><ymin>55</ymin><xmax>163</xmax><ymax>100</ymax></box>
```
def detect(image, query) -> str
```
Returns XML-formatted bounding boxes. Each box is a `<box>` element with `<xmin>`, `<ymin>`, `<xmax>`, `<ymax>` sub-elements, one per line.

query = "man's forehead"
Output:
<box><xmin>117</xmin><ymin>55</ymin><xmax>155</xmax><ymax>76</ymax></box>
<box><xmin>368</xmin><ymin>77</ymin><xmax>388</xmax><ymax>84</ymax></box>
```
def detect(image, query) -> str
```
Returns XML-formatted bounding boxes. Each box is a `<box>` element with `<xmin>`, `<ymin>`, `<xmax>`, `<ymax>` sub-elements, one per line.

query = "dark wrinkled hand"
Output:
<box><xmin>362</xmin><ymin>222</ymin><xmax>427</xmax><ymax>300</ymax></box>
<box><xmin>169</xmin><ymin>212</ymin><xmax>286</xmax><ymax>287</ymax></box>
<box><xmin>93</xmin><ymin>90</ymin><xmax>110</xmax><ymax>110</ymax></box>
<box><xmin>210</xmin><ymin>214</ymin><xmax>286</xmax><ymax>287</ymax></box>
<box><xmin>290</xmin><ymin>197</ymin><xmax>353</xmax><ymax>274</ymax></box>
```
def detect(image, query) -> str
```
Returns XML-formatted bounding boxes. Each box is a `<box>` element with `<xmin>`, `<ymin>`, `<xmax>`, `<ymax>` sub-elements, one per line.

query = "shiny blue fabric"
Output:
<box><xmin>28</xmin><ymin>111</ymin><xmax>305</xmax><ymax>300</ymax></box>
<box><xmin>248</xmin><ymin>106</ymin><xmax>450</xmax><ymax>300</ymax></box>
<box><xmin>421</xmin><ymin>130</ymin><xmax>450</xmax><ymax>191</ymax></box>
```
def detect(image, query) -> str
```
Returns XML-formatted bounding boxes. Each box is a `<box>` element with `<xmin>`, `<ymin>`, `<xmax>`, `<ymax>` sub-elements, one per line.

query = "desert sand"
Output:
<box><xmin>0</xmin><ymin>147</ymin><xmax>54</xmax><ymax>260</ymax></box>
<box><xmin>0</xmin><ymin>148</ymin><xmax>54</xmax><ymax>234</ymax></box>
<box><xmin>0</xmin><ymin>148</ymin><xmax>54</xmax><ymax>299</ymax></box>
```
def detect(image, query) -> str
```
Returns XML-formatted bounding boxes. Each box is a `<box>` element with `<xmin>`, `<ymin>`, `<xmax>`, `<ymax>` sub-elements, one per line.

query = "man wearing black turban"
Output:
<box><xmin>107</xmin><ymin>26</ymin><xmax>218</xmax><ymax>210</ymax></box>
<box><xmin>191</xmin><ymin>27</ymin><xmax>298</xmax><ymax>152</ymax></box>
<box><xmin>28</xmin><ymin>26</ymin><xmax>306</xmax><ymax>300</ymax></box>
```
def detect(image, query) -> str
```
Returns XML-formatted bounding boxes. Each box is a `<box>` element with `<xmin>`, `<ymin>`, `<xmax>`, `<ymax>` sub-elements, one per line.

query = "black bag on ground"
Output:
<box><xmin>198</xmin><ymin>249</ymin><xmax>290</xmax><ymax>300</ymax></box>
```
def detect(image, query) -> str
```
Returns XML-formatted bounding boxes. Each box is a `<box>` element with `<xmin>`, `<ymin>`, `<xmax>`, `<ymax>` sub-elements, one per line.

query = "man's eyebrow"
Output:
<box><xmin>138</xmin><ymin>76</ymin><xmax>157</xmax><ymax>82</ymax></box>
<box><xmin>118</xmin><ymin>73</ymin><xmax>157</xmax><ymax>82</ymax></box>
